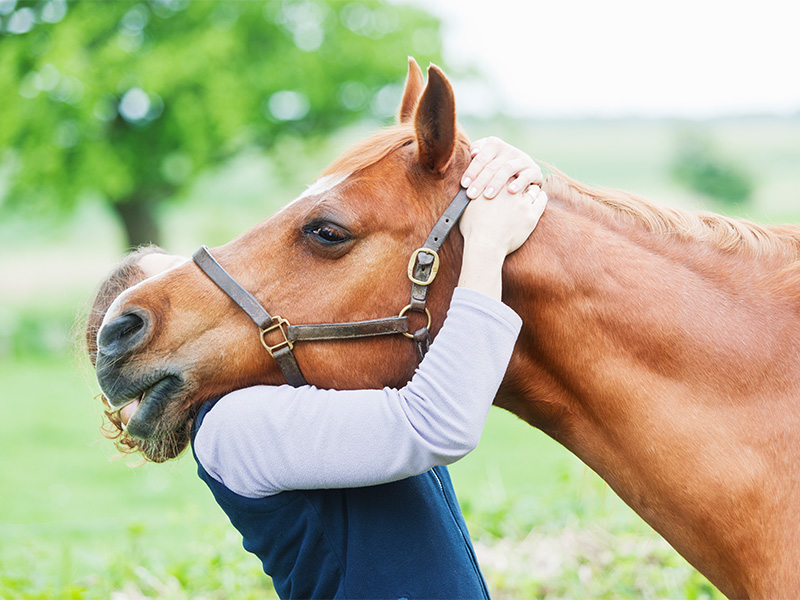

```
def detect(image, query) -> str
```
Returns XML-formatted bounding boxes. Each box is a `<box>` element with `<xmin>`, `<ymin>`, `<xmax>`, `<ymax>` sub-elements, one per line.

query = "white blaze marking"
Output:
<box><xmin>276</xmin><ymin>172</ymin><xmax>352</xmax><ymax>214</ymax></box>
<box><xmin>298</xmin><ymin>172</ymin><xmax>350</xmax><ymax>200</ymax></box>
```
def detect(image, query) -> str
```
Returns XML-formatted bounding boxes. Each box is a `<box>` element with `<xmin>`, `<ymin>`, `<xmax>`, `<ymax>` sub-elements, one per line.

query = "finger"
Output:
<box><xmin>507</xmin><ymin>165</ymin><xmax>544</xmax><ymax>193</ymax></box>
<box><xmin>461</xmin><ymin>137</ymin><xmax>503</xmax><ymax>191</ymax></box>
<box><xmin>527</xmin><ymin>189</ymin><xmax>548</xmax><ymax>226</ymax></box>
<box><xmin>469</xmin><ymin>136</ymin><xmax>503</xmax><ymax>158</ymax></box>
<box><xmin>481</xmin><ymin>158</ymin><xmax>533</xmax><ymax>198</ymax></box>
<box><xmin>468</xmin><ymin>137</ymin><xmax>490</xmax><ymax>158</ymax></box>
<box><xmin>466</xmin><ymin>159</ymin><xmax>507</xmax><ymax>199</ymax></box>
<box><xmin>462</xmin><ymin>148</ymin><xmax>500</xmax><ymax>194</ymax></box>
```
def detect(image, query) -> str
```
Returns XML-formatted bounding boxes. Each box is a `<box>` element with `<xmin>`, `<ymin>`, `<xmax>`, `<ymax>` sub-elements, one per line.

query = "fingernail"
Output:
<box><xmin>462</xmin><ymin>177</ymin><xmax>471</xmax><ymax>188</ymax></box>
<box><xmin>508</xmin><ymin>182</ymin><xmax>518</xmax><ymax>192</ymax></box>
<box><xmin>485</xmin><ymin>186</ymin><xmax>495</xmax><ymax>197</ymax></box>
<box><xmin>467</xmin><ymin>186</ymin><xmax>478</xmax><ymax>198</ymax></box>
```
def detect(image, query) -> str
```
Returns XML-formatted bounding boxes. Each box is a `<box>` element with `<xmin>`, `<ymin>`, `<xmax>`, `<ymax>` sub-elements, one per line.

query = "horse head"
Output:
<box><xmin>94</xmin><ymin>59</ymin><xmax>472</xmax><ymax>458</ymax></box>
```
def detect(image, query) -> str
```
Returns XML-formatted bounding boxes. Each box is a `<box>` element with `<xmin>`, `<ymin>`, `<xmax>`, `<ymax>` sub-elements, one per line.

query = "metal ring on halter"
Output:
<box><xmin>259</xmin><ymin>316</ymin><xmax>294</xmax><ymax>357</ymax></box>
<box><xmin>398</xmin><ymin>304</ymin><xmax>432</xmax><ymax>338</ymax></box>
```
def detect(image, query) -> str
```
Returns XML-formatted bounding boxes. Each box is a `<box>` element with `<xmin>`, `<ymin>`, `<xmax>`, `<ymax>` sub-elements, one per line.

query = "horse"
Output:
<box><xmin>94</xmin><ymin>59</ymin><xmax>800</xmax><ymax>599</ymax></box>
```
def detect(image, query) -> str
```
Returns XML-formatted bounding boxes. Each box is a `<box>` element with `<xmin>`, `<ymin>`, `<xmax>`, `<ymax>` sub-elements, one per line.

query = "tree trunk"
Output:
<box><xmin>112</xmin><ymin>196</ymin><xmax>162</xmax><ymax>249</ymax></box>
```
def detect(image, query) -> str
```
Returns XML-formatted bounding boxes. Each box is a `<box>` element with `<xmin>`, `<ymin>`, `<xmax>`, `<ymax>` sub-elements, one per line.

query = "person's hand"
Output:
<box><xmin>459</xmin><ymin>184</ymin><xmax>547</xmax><ymax>258</ymax></box>
<box><xmin>456</xmin><ymin>185</ymin><xmax>546</xmax><ymax>300</ymax></box>
<box><xmin>461</xmin><ymin>137</ymin><xmax>544</xmax><ymax>199</ymax></box>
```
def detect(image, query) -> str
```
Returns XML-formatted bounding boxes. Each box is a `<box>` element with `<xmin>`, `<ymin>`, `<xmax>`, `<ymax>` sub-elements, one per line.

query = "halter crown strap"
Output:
<box><xmin>404</xmin><ymin>187</ymin><xmax>471</xmax><ymax>357</ymax></box>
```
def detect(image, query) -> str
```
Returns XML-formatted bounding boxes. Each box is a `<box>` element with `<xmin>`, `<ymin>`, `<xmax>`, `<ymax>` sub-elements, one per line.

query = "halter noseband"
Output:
<box><xmin>192</xmin><ymin>187</ymin><xmax>470</xmax><ymax>386</ymax></box>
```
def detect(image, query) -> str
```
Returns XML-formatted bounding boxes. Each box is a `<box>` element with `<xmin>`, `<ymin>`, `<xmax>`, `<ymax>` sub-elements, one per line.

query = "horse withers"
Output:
<box><xmin>94</xmin><ymin>59</ymin><xmax>800</xmax><ymax>599</ymax></box>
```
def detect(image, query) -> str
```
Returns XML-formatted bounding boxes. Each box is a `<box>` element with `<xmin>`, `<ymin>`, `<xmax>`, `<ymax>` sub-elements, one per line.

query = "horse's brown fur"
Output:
<box><xmin>496</xmin><ymin>174</ymin><xmax>800</xmax><ymax>599</ymax></box>
<box><xmin>93</xmin><ymin>61</ymin><xmax>800</xmax><ymax>598</ymax></box>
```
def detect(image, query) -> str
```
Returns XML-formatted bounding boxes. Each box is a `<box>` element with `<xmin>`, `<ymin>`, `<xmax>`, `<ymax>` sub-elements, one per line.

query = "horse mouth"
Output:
<box><xmin>109</xmin><ymin>375</ymin><xmax>184</xmax><ymax>440</ymax></box>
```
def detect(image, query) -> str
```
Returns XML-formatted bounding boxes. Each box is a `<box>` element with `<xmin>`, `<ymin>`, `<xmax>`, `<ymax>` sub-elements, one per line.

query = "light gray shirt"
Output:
<box><xmin>194</xmin><ymin>287</ymin><xmax>522</xmax><ymax>498</ymax></box>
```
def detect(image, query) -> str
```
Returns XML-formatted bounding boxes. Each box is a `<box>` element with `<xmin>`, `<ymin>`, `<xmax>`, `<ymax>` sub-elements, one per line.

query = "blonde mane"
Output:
<box><xmin>546</xmin><ymin>171</ymin><xmax>800</xmax><ymax>262</ymax></box>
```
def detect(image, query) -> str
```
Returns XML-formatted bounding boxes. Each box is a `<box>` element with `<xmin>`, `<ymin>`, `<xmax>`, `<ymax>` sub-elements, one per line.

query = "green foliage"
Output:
<box><xmin>671</xmin><ymin>131</ymin><xmax>755</xmax><ymax>209</ymax></box>
<box><xmin>0</xmin><ymin>0</ymin><xmax>443</xmax><ymax>245</ymax></box>
<box><xmin>0</xmin><ymin>302</ymin><xmax>76</xmax><ymax>357</ymax></box>
<box><xmin>468</xmin><ymin>505</ymin><xmax>726</xmax><ymax>599</ymax></box>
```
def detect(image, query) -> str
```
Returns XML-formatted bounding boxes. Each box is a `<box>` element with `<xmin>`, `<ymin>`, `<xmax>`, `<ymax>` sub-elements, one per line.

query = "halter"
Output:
<box><xmin>192</xmin><ymin>188</ymin><xmax>470</xmax><ymax>386</ymax></box>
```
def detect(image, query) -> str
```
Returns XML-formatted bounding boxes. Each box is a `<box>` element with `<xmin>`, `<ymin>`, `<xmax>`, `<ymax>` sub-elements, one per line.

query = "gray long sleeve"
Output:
<box><xmin>194</xmin><ymin>287</ymin><xmax>522</xmax><ymax>498</ymax></box>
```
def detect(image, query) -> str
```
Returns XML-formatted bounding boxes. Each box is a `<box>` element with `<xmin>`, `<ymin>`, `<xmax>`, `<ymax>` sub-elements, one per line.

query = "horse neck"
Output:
<box><xmin>498</xmin><ymin>176</ymin><xmax>800</xmax><ymax>598</ymax></box>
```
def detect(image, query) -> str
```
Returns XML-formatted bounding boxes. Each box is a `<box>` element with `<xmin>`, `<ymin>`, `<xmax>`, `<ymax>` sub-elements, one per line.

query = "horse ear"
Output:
<box><xmin>414</xmin><ymin>64</ymin><xmax>456</xmax><ymax>174</ymax></box>
<box><xmin>398</xmin><ymin>57</ymin><xmax>424</xmax><ymax>123</ymax></box>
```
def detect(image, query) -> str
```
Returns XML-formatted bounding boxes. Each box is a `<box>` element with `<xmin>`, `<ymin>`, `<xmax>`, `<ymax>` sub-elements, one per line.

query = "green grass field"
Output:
<box><xmin>3</xmin><ymin>115</ymin><xmax>798</xmax><ymax>598</ymax></box>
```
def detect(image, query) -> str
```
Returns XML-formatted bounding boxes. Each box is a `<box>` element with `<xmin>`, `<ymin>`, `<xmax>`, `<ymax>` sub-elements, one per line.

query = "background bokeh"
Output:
<box><xmin>1</xmin><ymin>1</ymin><xmax>798</xmax><ymax>598</ymax></box>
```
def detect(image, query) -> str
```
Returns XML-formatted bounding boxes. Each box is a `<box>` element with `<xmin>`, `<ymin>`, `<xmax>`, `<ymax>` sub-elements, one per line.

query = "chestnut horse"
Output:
<box><xmin>95</xmin><ymin>60</ymin><xmax>800</xmax><ymax>599</ymax></box>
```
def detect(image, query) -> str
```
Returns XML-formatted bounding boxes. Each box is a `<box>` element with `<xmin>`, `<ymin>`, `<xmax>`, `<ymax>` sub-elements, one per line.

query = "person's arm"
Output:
<box><xmin>194</xmin><ymin>288</ymin><xmax>523</xmax><ymax>497</ymax></box>
<box><xmin>195</xmin><ymin>140</ymin><xmax>547</xmax><ymax>498</ymax></box>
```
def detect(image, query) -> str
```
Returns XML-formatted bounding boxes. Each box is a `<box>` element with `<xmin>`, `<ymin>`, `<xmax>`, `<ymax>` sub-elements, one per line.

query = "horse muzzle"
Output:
<box><xmin>97</xmin><ymin>308</ymin><xmax>151</xmax><ymax>361</ymax></box>
<box><xmin>95</xmin><ymin>360</ymin><xmax>184</xmax><ymax>440</ymax></box>
<box><xmin>96</xmin><ymin>308</ymin><xmax>185</xmax><ymax>440</ymax></box>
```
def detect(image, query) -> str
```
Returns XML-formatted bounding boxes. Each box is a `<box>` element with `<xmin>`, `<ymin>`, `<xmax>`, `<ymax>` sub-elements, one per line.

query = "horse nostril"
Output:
<box><xmin>98</xmin><ymin>311</ymin><xmax>149</xmax><ymax>359</ymax></box>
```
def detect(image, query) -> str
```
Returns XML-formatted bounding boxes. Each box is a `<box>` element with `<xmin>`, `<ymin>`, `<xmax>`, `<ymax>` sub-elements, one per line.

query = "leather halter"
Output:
<box><xmin>192</xmin><ymin>187</ymin><xmax>470</xmax><ymax>386</ymax></box>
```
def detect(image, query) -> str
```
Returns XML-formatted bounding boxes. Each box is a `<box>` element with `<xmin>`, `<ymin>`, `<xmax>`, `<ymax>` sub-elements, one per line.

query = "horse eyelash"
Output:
<box><xmin>303</xmin><ymin>221</ymin><xmax>351</xmax><ymax>244</ymax></box>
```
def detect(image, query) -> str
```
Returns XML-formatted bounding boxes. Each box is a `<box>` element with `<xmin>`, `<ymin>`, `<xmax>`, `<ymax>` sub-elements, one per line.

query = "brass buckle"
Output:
<box><xmin>407</xmin><ymin>248</ymin><xmax>440</xmax><ymax>286</ymax></box>
<box><xmin>260</xmin><ymin>316</ymin><xmax>294</xmax><ymax>357</ymax></box>
<box><xmin>398</xmin><ymin>304</ymin><xmax>432</xmax><ymax>338</ymax></box>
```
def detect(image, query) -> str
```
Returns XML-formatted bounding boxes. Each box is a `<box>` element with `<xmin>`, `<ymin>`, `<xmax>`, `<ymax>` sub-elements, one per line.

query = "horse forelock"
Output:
<box><xmin>321</xmin><ymin>123</ymin><xmax>470</xmax><ymax>184</ymax></box>
<box><xmin>546</xmin><ymin>171</ymin><xmax>800</xmax><ymax>263</ymax></box>
<box><xmin>322</xmin><ymin>124</ymin><xmax>416</xmax><ymax>179</ymax></box>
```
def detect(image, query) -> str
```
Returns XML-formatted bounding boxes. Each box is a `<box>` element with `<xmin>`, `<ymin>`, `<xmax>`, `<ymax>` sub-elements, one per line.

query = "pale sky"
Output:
<box><xmin>408</xmin><ymin>0</ymin><xmax>800</xmax><ymax>118</ymax></box>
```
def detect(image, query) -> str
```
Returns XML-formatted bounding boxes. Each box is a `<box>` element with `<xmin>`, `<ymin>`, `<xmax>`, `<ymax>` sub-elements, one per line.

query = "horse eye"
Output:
<box><xmin>307</xmin><ymin>223</ymin><xmax>349</xmax><ymax>244</ymax></box>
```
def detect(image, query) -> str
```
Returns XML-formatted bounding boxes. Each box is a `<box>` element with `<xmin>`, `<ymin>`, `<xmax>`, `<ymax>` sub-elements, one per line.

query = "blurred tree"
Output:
<box><xmin>671</xmin><ymin>132</ymin><xmax>754</xmax><ymax>211</ymax></box>
<box><xmin>0</xmin><ymin>0</ymin><xmax>443</xmax><ymax>247</ymax></box>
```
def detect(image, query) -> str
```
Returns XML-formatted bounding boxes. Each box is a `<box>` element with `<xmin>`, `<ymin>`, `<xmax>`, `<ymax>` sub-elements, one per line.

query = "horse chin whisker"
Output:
<box><xmin>99</xmin><ymin>392</ymin><xmax>196</xmax><ymax>463</ymax></box>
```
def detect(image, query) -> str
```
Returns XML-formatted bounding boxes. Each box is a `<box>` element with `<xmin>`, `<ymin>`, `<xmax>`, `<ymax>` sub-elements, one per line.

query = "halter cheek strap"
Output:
<box><xmin>193</xmin><ymin>247</ymin><xmax>409</xmax><ymax>387</ymax></box>
<box><xmin>404</xmin><ymin>187</ymin><xmax>471</xmax><ymax>356</ymax></box>
<box><xmin>192</xmin><ymin>187</ymin><xmax>470</xmax><ymax>386</ymax></box>
<box><xmin>407</xmin><ymin>188</ymin><xmax>471</xmax><ymax>311</ymax></box>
